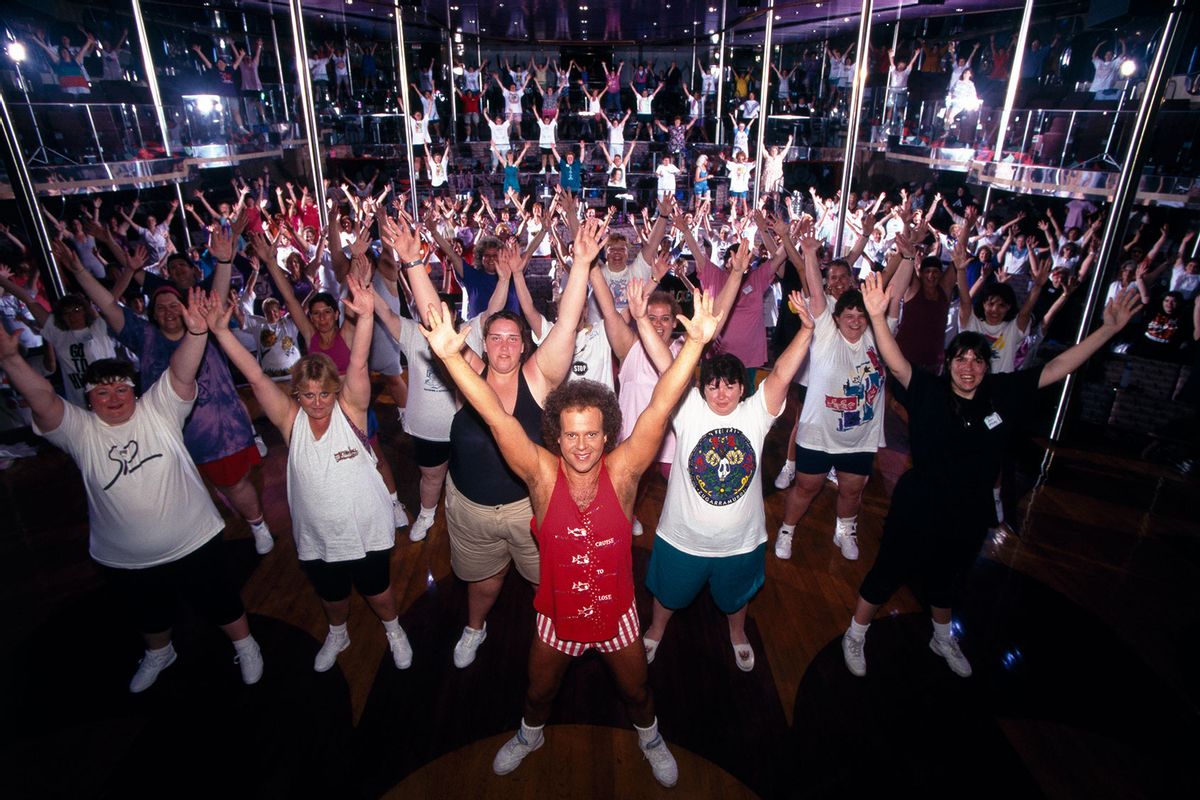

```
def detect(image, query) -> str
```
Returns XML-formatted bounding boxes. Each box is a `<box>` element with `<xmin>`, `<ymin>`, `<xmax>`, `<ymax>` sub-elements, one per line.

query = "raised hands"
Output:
<box><xmin>179</xmin><ymin>287</ymin><xmax>210</xmax><ymax>335</ymax></box>
<box><xmin>788</xmin><ymin>290</ymin><xmax>815</xmax><ymax>329</ymax></box>
<box><xmin>419</xmin><ymin>301</ymin><xmax>469</xmax><ymax>360</ymax></box>
<box><xmin>1102</xmin><ymin>285</ymin><xmax>1143</xmax><ymax>331</ymax></box>
<box><xmin>572</xmin><ymin>217</ymin><xmax>609</xmax><ymax>267</ymax></box>
<box><xmin>627</xmin><ymin>278</ymin><xmax>650</xmax><ymax>320</ymax></box>
<box><xmin>342</xmin><ymin>274</ymin><xmax>376</xmax><ymax>318</ymax></box>
<box><xmin>380</xmin><ymin>214</ymin><xmax>424</xmax><ymax>264</ymax></box>
<box><xmin>860</xmin><ymin>272</ymin><xmax>892</xmax><ymax>319</ymax></box>
<box><xmin>49</xmin><ymin>239</ymin><xmax>84</xmax><ymax>275</ymax></box>
<box><xmin>678</xmin><ymin>289</ymin><xmax>722</xmax><ymax>345</ymax></box>
<box><xmin>208</xmin><ymin>222</ymin><xmax>238</xmax><ymax>262</ymax></box>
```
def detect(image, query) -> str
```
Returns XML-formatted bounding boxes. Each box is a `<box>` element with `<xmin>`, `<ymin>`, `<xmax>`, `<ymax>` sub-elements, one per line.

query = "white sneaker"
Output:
<box><xmin>643</xmin><ymin>636</ymin><xmax>660</xmax><ymax>664</ymax></box>
<box><xmin>314</xmin><ymin>630</ymin><xmax>350</xmax><ymax>672</ymax></box>
<box><xmin>386</xmin><ymin>628</ymin><xmax>413</xmax><ymax>669</ymax></box>
<box><xmin>453</xmin><ymin>624</ymin><xmax>487</xmax><ymax>668</ymax></box>
<box><xmin>254</xmin><ymin>434</ymin><xmax>268</xmax><ymax>458</ymax></box>
<box><xmin>929</xmin><ymin>635</ymin><xmax>973</xmax><ymax>677</ymax></box>
<box><xmin>640</xmin><ymin>734</ymin><xmax>679</xmax><ymax>788</ymax></box>
<box><xmin>632</xmin><ymin>518</ymin><xmax>644</xmax><ymax>537</ymax></box>
<box><xmin>842</xmin><ymin>633</ymin><xmax>866</xmax><ymax>677</ymax></box>
<box><xmin>409</xmin><ymin>512</ymin><xmax>434</xmax><ymax>542</ymax></box>
<box><xmin>775</xmin><ymin>528</ymin><xmax>794</xmax><ymax>560</ymax></box>
<box><xmin>833</xmin><ymin>523</ymin><xmax>859</xmax><ymax>561</ymax></box>
<box><xmin>250</xmin><ymin>520</ymin><xmax>274</xmax><ymax>555</ymax></box>
<box><xmin>538</xmin><ymin>168</ymin><xmax>546</xmax><ymax>174</ymax></box>
<box><xmin>492</xmin><ymin>727</ymin><xmax>544</xmax><ymax>775</ymax></box>
<box><xmin>826</xmin><ymin>467</ymin><xmax>839</xmax><ymax>486</ymax></box>
<box><xmin>234</xmin><ymin>639</ymin><xmax>264</xmax><ymax>685</ymax></box>
<box><xmin>393</xmin><ymin>502</ymin><xmax>410</xmax><ymax>529</ymax></box>
<box><xmin>774</xmin><ymin>461</ymin><xmax>795</xmax><ymax>489</ymax></box>
<box><xmin>129</xmin><ymin>644</ymin><xmax>177</xmax><ymax>693</ymax></box>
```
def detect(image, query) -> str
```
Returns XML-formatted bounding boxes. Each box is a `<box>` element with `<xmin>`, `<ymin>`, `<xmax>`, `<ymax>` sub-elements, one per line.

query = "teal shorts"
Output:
<box><xmin>646</xmin><ymin>538</ymin><xmax>766</xmax><ymax>614</ymax></box>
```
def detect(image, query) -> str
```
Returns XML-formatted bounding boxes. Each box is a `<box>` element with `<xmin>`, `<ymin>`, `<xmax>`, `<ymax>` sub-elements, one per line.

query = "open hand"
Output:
<box><xmin>419</xmin><ymin>301</ymin><xmax>469</xmax><ymax>359</ymax></box>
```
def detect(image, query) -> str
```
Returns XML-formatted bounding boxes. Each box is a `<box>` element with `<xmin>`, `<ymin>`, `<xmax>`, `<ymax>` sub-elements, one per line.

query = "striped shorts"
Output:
<box><xmin>536</xmin><ymin>603</ymin><xmax>641</xmax><ymax>656</ymax></box>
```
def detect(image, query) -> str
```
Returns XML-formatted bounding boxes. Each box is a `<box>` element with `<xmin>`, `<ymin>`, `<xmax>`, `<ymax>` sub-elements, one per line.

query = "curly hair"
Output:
<box><xmin>541</xmin><ymin>379</ymin><xmax>622</xmax><ymax>456</ymax></box>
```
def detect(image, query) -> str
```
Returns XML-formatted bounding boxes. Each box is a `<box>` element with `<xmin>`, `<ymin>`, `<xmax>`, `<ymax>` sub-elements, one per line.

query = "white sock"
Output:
<box><xmin>782</xmin><ymin>459</ymin><xmax>795</xmax><ymax>470</ymax></box>
<box><xmin>847</xmin><ymin>619</ymin><xmax>870</xmax><ymax>640</ymax></box>
<box><xmin>519</xmin><ymin>718</ymin><xmax>545</xmax><ymax>744</ymax></box>
<box><xmin>147</xmin><ymin>643</ymin><xmax>173</xmax><ymax>657</ymax></box>
<box><xmin>779</xmin><ymin>523</ymin><xmax>796</xmax><ymax>535</ymax></box>
<box><xmin>993</xmin><ymin>487</ymin><xmax>1004</xmax><ymax>523</ymax></box>
<box><xmin>381</xmin><ymin>617</ymin><xmax>402</xmax><ymax>636</ymax></box>
<box><xmin>248</xmin><ymin>516</ymin><xmax>266</xmax><ymax>530</ymax></box>
<box><xmin>328</xmin><ymin>623</ymin><xmax>348</xmax><ymax>638</ymax></box>
<box><xmin>417</xmin><ymin>505</ymin><xmax>437</xmax><ymax>519</ymax></box>
<box><xmin>634</xmin><ymin>718</ymin><xmax>660</xmax><ymax>747</ymax></box>
<box><xmin>932</xmin><ymin>620</ymin><xmax>953</xmax><ymax>641</ymax></box>
<box><xmin>836</xmin><ymin>516</ymin><xmax>857</xmax><ymax>535</ymax></box>
<box><xmin>232</xmin><ymin>635</ymin><xmax>258</xmax><ymax>655</ymax></box>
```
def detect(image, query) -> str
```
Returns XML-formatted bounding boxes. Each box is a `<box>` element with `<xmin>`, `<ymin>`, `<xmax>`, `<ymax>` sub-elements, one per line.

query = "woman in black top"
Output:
<box><xmin>839</xmin><ymin>273</ymin><xmax>1143</xmax><ymax>679</ymax></box>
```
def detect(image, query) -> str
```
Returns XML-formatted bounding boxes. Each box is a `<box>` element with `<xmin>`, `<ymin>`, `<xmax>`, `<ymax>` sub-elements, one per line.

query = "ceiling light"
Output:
<box><xmin>7</xmin><ymin>42</ymin><xmax>27</xmax><ymax>62</ymax></box>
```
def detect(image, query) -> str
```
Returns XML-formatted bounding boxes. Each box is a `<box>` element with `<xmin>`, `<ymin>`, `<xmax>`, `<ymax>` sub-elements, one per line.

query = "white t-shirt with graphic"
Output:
<box><xmin>965</xmin><ymin>314</ymin><xmax>1027</xmax><ymax>374</ymax></box>
<box><xmin>657</xmin><ymin>388</ymin><xmax>783</xmax><ymax>556</ymax></box>
<box><xmin>242</xmin><ymin>316</ymin><xmax>301</xmax><ymax>377</ymax></box>
<box><xmin>796</xmin><ymin>306</ymin><xmax>887</xmax><ymax>454</ymax></box>
<box><xmin>487</xmin><ymin>118</ymin><xmax>510</xmax><ymax>148</ymax></box>
<box><xmin>587</xmin><ymin>253</ymin><xmax>652</xmax><ymax>323</ymax></box>
<box><xmin>393</xmin><ymin>316</ymin><xmax>457</xmax><ymax>441</ymax></box>
<box><xmin>35</xmin><ymin>376</ymin><xmax>224</xmax><ymax>568</ymax></box>
<box><xmin>40</xmin><ymin>317</ymin><xmax>119</xmax><ymax>406</ymax></box>
<box><xmin>536</xmin><ymin>318</ymin><xmax>614</xmax><ymax>391</ymax></box>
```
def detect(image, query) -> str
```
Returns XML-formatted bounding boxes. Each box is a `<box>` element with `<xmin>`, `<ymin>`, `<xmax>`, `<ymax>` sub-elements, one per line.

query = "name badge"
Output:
<box><xmin>742</xmin><ymin>283</ymin><xmax>754</xmax><ymax>295</ymax></box>
<box><xmin>983</xmin><ymin>412</ymin><xmax>1003</xmax><ymax>430</ymax></box>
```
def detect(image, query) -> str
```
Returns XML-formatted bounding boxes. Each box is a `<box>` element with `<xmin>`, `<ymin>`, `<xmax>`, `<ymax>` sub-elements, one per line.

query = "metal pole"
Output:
<box><xmin>394</xmin><ymin>1</ymin><xmax>419</xmax><ymax>220</ymax></box>
<box><xmin>981</xmin><ymin>184</ymin><xmax>993</xmax><ymax>218</ymax></box>
<box><xmin>691</xmin><ymin>35</ymin><xmax>698</xmax><ymax>95</ymax></box>
<box><xmin>0</xmin><ymin>90</ymin><xmax>64</xmax><ymax>297</ymax></box>
<box><xmin>1049</xmin><ymin>0</ymin><xmax>1189</xmax><ymax>441</ymax></box>
<box><xmin>288</xmin><ymin>0</ymin><xmax>327</xmax><ymax>229</ymax></box>
<box><xmin>1060</xmin><ymin>110</ymin><xmax>1076</xmax><ymax>167</ymax></box>
<box><xmin>833</xmin><ymin>0</ymin><xmax>873</xmax><ymax>256</ymax></box>
<box><xmin>992</xmin><ymin>0</ymin><xmax>1034</xmax><ymax>163</ymax></box>
<box><xmin>130</xmin><ymin>0</ymin><xmax>172</xmax><ymax>157</ymax></box>
<box><xmin>269</xmin><ymin>5</ymin><xmax>290</xmax><ymax>122</ymax></box>
<box><xmin>445</xmin><ymin>26</ymin><xmax>458</xmax><ymax>141</ymax></box>
<box><xmin>1018</xmin><ymin>111</ymin><xmax>1032</xmax><ymax>155</ymax></box>
<box><xmin>752</xmin><ymin>0</ymin><xmax>774</xmax><ymax>208</ymax></box>
<box><xmin>715</xmin><ymin>0</ymin><xmax>728</xmax><ymax>145</ymax></box>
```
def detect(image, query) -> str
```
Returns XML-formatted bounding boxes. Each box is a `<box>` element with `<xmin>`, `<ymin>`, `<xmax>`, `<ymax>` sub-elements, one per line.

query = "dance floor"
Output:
<box><xmin>1</xmin><ymin>384</ymin><xmax>1196</xmax><ymax>799</ymax></box>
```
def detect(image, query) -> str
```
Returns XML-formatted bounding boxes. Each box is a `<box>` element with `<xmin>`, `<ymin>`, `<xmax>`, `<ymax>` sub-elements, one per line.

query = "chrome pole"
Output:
<box><xmin>992</xmin><ymin>0</ymin><xmax>1035</xmax><ymax>163</ymax></box>
<box><xmin>0</xmin><ymin>90</ymin><xmax>64</xmax><ymax>296</ymax></box>
<box><xmin>394</xmin><ymin>1</ymin><xmax>419</xmax><ymax>220</ymax></box>
<box><xmin>715</xmin><ymin>0</ymin><xmax>728</xmax><ymax>145</ymax></box>
<box><xmin>289</xmin><ymin>0</ymin><xmax>327</xmax><ymax>228</ymax></box>
<box><xmin>833</xmin><ymin>0</ymin><xmax>873</xmax><ymax>256</ymax></box>
<box><xmin>752</xmin><ymin>0</ymin><xmax>775</xmax><ymax>208</ymax></box>
<box><xmin>130</xmin><ymin>0</ymin><xmax>171</xmax><ymax>157</ymax></box>
<box><xmin>1049</xmin><ymin>0</ymin><xmax>1190</xmax><ymax>440</ymax></box>
<box><xmin>268</xmin><ymin>2</ymin><xmax>290</xmax><ymax>122</ymax></box>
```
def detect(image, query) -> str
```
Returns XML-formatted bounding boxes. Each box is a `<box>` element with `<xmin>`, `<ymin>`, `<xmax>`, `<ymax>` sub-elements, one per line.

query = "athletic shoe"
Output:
<box><xmin>453</xmin><ymin>623</ymin><xmax>487</xmax><ymax>668</ymax></box>
<box><xmin>774</xmin><ymin>528</ymin><xmax>794</xmax><ymax>560</ymax></box>
<box><xmin>640</xmin><ymin>734</ymin><xmax>679</xmax><ymax>788</ymax></box>
<box><xmin>732</xmin><ymin>639</ymin><xmax>755</xmax><ymax>672</ymax></box>
<box><xmin>632</xmin><ymin>518</ymin><xmax>644</xmax><ymax>537</ymax></box>
<box><xmin>314</xmin><ymin>630</ymin><xmax>350</xmax><ymax>673</ymax></box>
<box><xmin>234</xmin><ymin>639</ymin><xmax>264</xmax><ymax>685</ymax></box>
<box><xmin>833</xmin><ymin>524</ymin><xmax>859</xmax><ymax>561</ymax></box>
<box><xmin>492</xmin><ymin>727</ymin><xmax>544</xmax><ymax>775</ymax></box>
<box><xmin>393</xmin><ymin>502</ymin><xmax>410</xmax><ymax>529</ymax></box>
<box><xmin>409</xmin><ymin>512</ymin><xmax>434</xmax><ymax>542</ymax></box>
<box><xmin>250</xmin><ymin>520</ymin><xmax>274</xmax><ymax>555</ymax></box>
<box><xmin>538</xmin><ymin>168</ymin><xmax>546</xmax><ymax>174</ymax></box>
<box><xmin>842</xmin><ymin>632</ymin><xmax>866</xmax><ymax>677</ymax></box>
<box><xmin>929</xmin><ymin>635</ymin><xmax>972</xmax><ymax>677</ymax></box>
<box><xmin>643</xmin><ymin>636</ymin><xmax>660</xmax><ymax>664</ymax></box>
<box><xmin>386</xmin><ymin>628</ymin><xmax>413</xmax><ymax>669</ymax></box>
<box><xmin>774</xmin><ymin>461</ymin><xmax>795</xmax><ymax>489</ymax></box>
<box><xmin>254</xmin><ymin>434</ymin><xmax>268</xmax><ymax>457</ymax></box>
<box><xmin>129</xmin><ymin>644</ymin><xmax>177</xmax><ymax>693</ymax></box>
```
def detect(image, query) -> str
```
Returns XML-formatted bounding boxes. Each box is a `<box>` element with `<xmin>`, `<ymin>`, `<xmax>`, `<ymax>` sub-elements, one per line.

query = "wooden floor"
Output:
<box><xmin>1</xmin><ymin>383</ymin><xmax>1197</xmax><ymax>800</ymax></box>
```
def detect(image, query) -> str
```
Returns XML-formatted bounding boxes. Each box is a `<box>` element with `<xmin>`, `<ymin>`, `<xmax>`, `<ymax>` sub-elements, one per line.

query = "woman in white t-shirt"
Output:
<box><xmin>777</xmin><ymin>249</ymin><xmax>896</xmax><ymax>563</ymax></box>
<box><xmin>642</xmin><ymin>286</ymin><xmax>816</xmax><ymax>671</ymax></box>
<box><xmin>424</xmin><ymin>142</ymin><xmax>452</xmax><ymax>195</ymax></box>
<box><xmin>205</xmin><ymin>276</ymin><xmax>414</xmax><ymax>675</ymax></box>
<box><xmin>5</xmin><ymin>293</ymin><xmax>263</xmax><ymax>693</ymax></box>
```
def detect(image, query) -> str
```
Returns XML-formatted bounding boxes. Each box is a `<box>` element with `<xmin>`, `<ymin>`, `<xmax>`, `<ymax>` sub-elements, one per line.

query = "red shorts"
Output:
<box><xmin>536</xmin><ymin>603</ymin><xmax>640</xmax><ymax>656</ymax></box>
<box><xmin>198</xmin><ymin>444</ymin><xmax>262</xmax><ymax>487</ymax></box>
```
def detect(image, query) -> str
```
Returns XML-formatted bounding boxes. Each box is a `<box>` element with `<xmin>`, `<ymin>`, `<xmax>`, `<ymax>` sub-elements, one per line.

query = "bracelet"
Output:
<box><xmin>216</xmin><ymin>260</ymin><xmax>232</xmax><ymax>265</ymax></box>
<box><xmin>402</xmin><ymin>259</ymin><xmax>425</xmax><ymax>269</ymax></box>
<box><xmin>187</xmin><ymin>329</ymin><xmax>207</xmax><ymax>336</ymax></box>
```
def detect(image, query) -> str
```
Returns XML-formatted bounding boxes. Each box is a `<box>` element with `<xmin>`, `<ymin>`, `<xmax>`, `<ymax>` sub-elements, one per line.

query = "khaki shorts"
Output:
<box><xmin>445</xmin><ymin>474</ymin><xmax>540</xmax><ymax>583</ymax></box>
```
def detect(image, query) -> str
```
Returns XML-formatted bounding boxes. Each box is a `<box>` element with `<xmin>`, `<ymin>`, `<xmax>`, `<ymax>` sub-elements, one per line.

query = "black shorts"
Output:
<box><xmin>241</xmin><ymin>88</ymin><xmax>262</xmax><ymax>99</ymax></box>
<box><xmin>301</xmin><ymin>549</ymin><xmax>393</xmax><ymax>602</ymax></box>
<box><xmin>101</xmin><ymin>532</ymin><xmax>245</xmax><ymax>634</ymax></box>
<box><xmin>540</xmin><ymin>146</ymin><xmax>554</xmax><ymax>155</ymax></box>
<box><xmin>793</xmin><ymin>445</ymin><xmax>875</xmax><ymax>477</ymax></box>
<box><xmin>412</xmin><ymin>436</ymin><xmax>451</xmax><ymax>468</ymax></box>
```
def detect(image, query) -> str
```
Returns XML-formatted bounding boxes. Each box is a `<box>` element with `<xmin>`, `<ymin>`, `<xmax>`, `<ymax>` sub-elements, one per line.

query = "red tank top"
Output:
<box><xmin>532</xmin><ymin>460</ymin><xmax>634</xmax><ymax>642</ymax></box>
<box><xmin>309</xmin><ymin>331</ymin><xmax>352</xmax><ymax>375</ymax></box>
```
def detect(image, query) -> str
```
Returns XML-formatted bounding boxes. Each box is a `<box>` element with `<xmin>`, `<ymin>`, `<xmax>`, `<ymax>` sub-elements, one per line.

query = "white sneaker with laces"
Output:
<box><xmin>453</xmin><ymin>623</ymin><xmax>487</xmax><ymax>668</ymax></box>
<box><xmin>409</xmin><ymin>512</ymin><xmax>435</xmax><ymax>542</ymax></box>
<box><xmin>775</xmin><ymin>528</ymin><xmax>794</xmax><ymax>560</ymax></box>
<box><xmin>234</xmin><ymin>639</ymin><xmax>264</xmax><ymax>684</ymax></box>
<box><xmin>774</xmin><ymin>462</ymin><xmax>796</xmax><ymax>489</ymax></box>
<box><xmin>492</xmin><ymin>727</ymin><xmax>544</xmax><ymax>775</ymax></box>
<box><xmin>929</xmin><ymin>635</ymin><xmax>973</xmax><ymax>677</ymax></box>
<box><xmin>250</xmin><ymin>520</ymin><xmax>274</xmax><ymax>555</ymax></box>
<box><xmin>314</xmin><ymin>631</ymin><xmax>350</xmax><ymax>672</ymax></box>
<box><xmin>393</xmin><ymin>502</ymin><xmax>410</xmax><ymax>529</ymax></box>
<box><xmin>129</xmin><ymin>644</ymin><xmax>177</xmax><ymax>693</ymax></box>
<box><xmin>640</xmin><ymin>735</ymin><xmax>679</xmax><ymax>788</ymax></box>
<box><xmin>842</xmin><ymin>633</ymin><xmax>866</xmax><ymax>677</ymax></box>
<box><xmin>387</xmin><ymin>629</ymin><xmax>413</xmax><ymax>669</ymax></box>
<box><xmin>833</xmin><ymin>520</ymin><xmax>859</xmax><ymax>561</ymax></box>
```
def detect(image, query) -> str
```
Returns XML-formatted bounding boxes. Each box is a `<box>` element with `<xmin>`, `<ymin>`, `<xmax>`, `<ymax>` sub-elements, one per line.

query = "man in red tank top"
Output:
<box><xmin>422</xmin><ymin>271</ymin><xmax>723</xmax><ymax>788</ymax></box>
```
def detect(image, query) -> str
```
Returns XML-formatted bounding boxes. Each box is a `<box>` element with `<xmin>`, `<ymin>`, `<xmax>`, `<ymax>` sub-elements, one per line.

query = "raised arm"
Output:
<box><xmin>862</xmin><ymin>271</ymin><xmax>912</xmax><ymax>388</ymax></box>
<box><xmin>0</xmin><ymin>267</ymin><xmax>50</xmax><ymax>329</ymax></box>
<box><xmin>257</xmin><ymin>236</ymin><xmax>316</xmax><ymax>343</ymax></box>
<box><xmin>1039</xmin><ymin>288</ymin><xmax>1141</xmax><ymax>387</ymax></box>
<box><xmin>51</xmin><ymin>240</ymin><xmax>125</xmax><ymax>333</ymax></box>
<box><xmin>761</xmin><ymin>293</ymin><xmax>816</xmax><ymax>414</ymax></box>
<box><xmin>169</xmin><ymin>288</ymin><xmax>213</xmax><ymax>400</ymax></box>
<box><xmin>381</xmin><ymin>215</ymin><xmax>441</xmax><ymax>327</ymax></box>
<box><xmin>0</xmin><ymin>323</ymin><xmax>64</xmax><ymax>431</ymax></box>
<box><xmin>591</xmin><ymin>268</ymin><xmax>637</xmax><ymax>361</ymax></box>
<box><xmin>339</xmin><ymin>274</ymin><xmax>376</xmax><ymax>413</ymax></box>
<box><xmin>202</xmin><ymin>291</ymin><xmax>295</xmax><ymax>433</ymax></box>
<box><xmin>531</xmin><ymin>218</ymin><xmax>606</xmax><ymax>388</ymax></box>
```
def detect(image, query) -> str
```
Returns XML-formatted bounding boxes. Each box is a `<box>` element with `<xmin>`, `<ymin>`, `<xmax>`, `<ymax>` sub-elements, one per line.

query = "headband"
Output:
<box><xmin>84</xmin><ymin>377</ymin><xmax>135</xmax><ymax>394</ymax></box>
